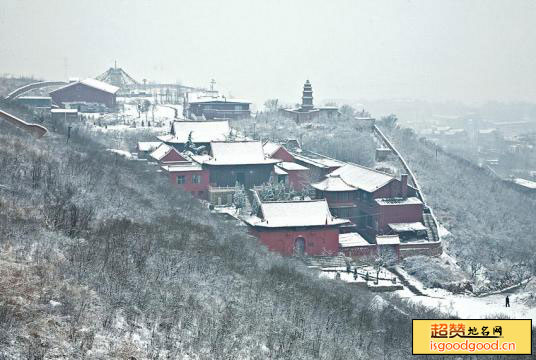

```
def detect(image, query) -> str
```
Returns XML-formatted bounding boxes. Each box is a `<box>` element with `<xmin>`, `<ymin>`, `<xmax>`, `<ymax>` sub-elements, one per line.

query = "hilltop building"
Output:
<box><xmin>312</xmin><ymin>163</ymin><xmax>424</xmax><ymax>241</ymax></box>
<box><xmin>149</xmin><ymin>143</ymin><xmax>188</xmax><ymax>165</ymax></box>
<box><xmin>15</xmin><ymin>96</ymin><xmax>51</xmax><ymax>109</ymax></box>
<box><xmin>157</xmin><ymin>120</ymin><xmax>232</xmax><ymax>152</ymax></box>
<box><xmin>49</xmin><ymin>78</ymin><xmax>119</xmax><ymax>111</ymax></box>
<box><xmin>192</xmin><ymin>141</ymin><xmax>279</xmax><ymax>188</ymax></box>
<box><xmin>280</xmin><ymin>80</ymin><xmax>340</xmax><ymax>122</ymax></box>
<box><xmin>184</xmin><ymin>92</ymin><xmax>251</xmax><ymax>120</ymax></box>
<box><xmin>161</xmin><ymin>162</ymin><xmax>210</xmax><ymax>200</ymax></box>
<box><xmin>244</xmin><ymin>199</ymin><xmax>350</xmax><ymax>256</ymax></box>
<box><xmin>263</xmin><ymin>142</ymin><xmax>310</xmax><ymax>190</ymax></box>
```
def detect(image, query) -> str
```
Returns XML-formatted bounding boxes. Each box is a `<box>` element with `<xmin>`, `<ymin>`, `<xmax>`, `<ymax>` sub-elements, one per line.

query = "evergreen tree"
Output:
<box><xmin>233</xmin><ymin>182</ymin><xmax>247</xmax><ymax>210</ymax></box>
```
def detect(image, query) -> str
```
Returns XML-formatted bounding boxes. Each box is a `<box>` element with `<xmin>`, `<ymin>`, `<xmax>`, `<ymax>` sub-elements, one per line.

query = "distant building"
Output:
<box><xmin>51</xmin><ymin>108</ymin><xmax>78</xmax><ymax>121</ymax></box>
<box><xmin>290</xmin><ymin>149</ymin><xmax>346</xmax><ymax>182</ymax></box>
<box><xmin>244</xmin><ymin>199</ymin><xmax>350</xmax><ymax>256</ymax></box>
<box><xmin>194</xmin><ymin>141</ymin><xmax>279</xmax><ymax>188</ymax></box>
<box><xmin>161</xmin><ymin>163</ymin><xmax>210</xmax><ymax>200</ymax></box>
<box><xmin>263</xmin><ymin>142</ymin><xmax>310</xmax><ymax>190</ymax></box>
<box><xmin>49</xmin><ymin>78</ymin><xmax>119</xmax><ymax>110</ymax></box>
<box><xmin>280</xmin><ymin>80</ymin><xmax>340</xmax><ymax>122</ymax></box>
<box><xmin>158</xmin><ymin>120</ymin><xmax>231</xmax><ymax>152</ymax></box>
<box><xmin>184</xmin><ymin>93</ymin><xmax>251</xmax><ymax>120</ymax></box>
<box><xmin>312</xmin><ymin>164</ymin><xmax>423</xmax><ymax>241</ymax></box>
<box><xmin>15</xmin><ymin>96</ymin><xmax>51</xmax><ymax>109</ymax></box>
<box><xmin>149</xmin><ymin>143</ymin><xmax>189</xmax><ymax>165</ymax></box>
<box><xmin>136</xmin><ymin>141</ymin><xmax>163</xmax><ymax>158</ymax></box>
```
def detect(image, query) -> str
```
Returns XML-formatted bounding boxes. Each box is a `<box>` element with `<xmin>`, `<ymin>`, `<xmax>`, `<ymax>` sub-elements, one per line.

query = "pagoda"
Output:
<box><xmin>280</xmin><ymin>80</ymin><xmax>340</xmax><ymax>122</ymax></box>
<box><xmin>301</xmin><ymin>80</ymin><xmax>314</xmax><ymax>111</ymax></box>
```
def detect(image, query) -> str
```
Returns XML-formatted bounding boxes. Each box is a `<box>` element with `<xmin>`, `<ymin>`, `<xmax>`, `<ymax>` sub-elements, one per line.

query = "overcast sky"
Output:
<box><xmin>1</xmin><ymin>0</ymin><xmax>535</xmax><ymax>105</ymax></box>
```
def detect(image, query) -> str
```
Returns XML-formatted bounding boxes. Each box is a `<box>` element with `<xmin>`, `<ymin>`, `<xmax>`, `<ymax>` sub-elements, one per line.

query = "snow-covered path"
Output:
<box><xmin>395</xmin><ymin>287</ymin><xmax>536</xmax><ymax>320</ymax></box>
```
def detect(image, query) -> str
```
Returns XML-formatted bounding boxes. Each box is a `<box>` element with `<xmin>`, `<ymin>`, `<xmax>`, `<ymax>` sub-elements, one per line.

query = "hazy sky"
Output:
<box><xmin>1</xmin><ymin>0</ymin><xmax>535</xmax><ymax>105</ymax></box>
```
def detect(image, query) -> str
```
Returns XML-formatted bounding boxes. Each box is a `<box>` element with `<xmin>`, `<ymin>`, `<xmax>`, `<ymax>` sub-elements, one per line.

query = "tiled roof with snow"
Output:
<box><xmin>388</xmin><ymin>222</ymin><xmax>427</xmax><ymax>233</ymax></box>
<box><xmin>244</xmin><ymin>199</ymin><xmax>349</xmax><ymax>228</ymax></box>
<box><xmin>51</xmin><ymin>78</ymin><xmax>120</xmax><ymax>95</ymax></box>
<box><xmin>274</xmin><ymin>165</ymin><xmax>288</xmax><ymax>175</ymax></box>
<box><xmin>150</xmin><ymin>143</ymin><xmax>177</xmax><ymax>161</ymax></box>
<box><xmin>376</xmin><ymin>235</ymin><xmax>400</xmax><ymax>246</ymax></box>
<box><xmin>329</xmin><ymin>164</ymin><xmax>395</xmax><ymax>193</ymax></box>
<box><xmin>81</xmin><ymin>78</ymin><xmax>120</xmax><ymax>93</ymax></box>
<box><xmin>291</xmin><ymin>149</ymin><xmax>345</xmax><ymax>169</ymax></box>
<box><xmin>339</xmin><ymin>232</ymin><xmax>372</xmax><ymax>248</ymax></box>
<box><xmin>159</xmin><ymin>120</ymin><xmax>231</xmax><ymax>144</ymax></box>
<box><xmin>311</xmin><ymin>176</ymin><xmax>355</xmax><ymax>192</ymax></box>
<box><xmin>137</xmin><ymin>141</ymin><xmax>162</xmax><ymax>152</ymax></box>
<box><xmin>277</xmin><ymin>162</ymin><xmax>309</xmax><ymax>171</ymax></box>
<box><xmin>263</xmin><ymin>141</ymin><xmax>282</xmax><ymax>157</ymax></box>
<box><xmin>203</xmin><ymin>141</ymin><xmax>280</xmax><ymax>165</ymax></box>
<box><xmin>187</xmin><ymin>93</ymin><xmax>251</xmax><ymax>104</ymax></box>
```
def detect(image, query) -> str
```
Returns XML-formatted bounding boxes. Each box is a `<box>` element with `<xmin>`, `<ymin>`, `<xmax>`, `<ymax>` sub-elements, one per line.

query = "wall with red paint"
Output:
<box><xmin>375</xmin><ymin>202</ymin><xmax>423</xmax><ymax>233</ymax></box>
<box><xmin>249</xmin><ymin>227</ymin><xmax>340</xmax><ymax>256</ymax></box>
<box><xmin>168</xmin><ymin>169</ymin><xmax>210</xmax><ymax>200</ymax></box>
<box><xmin>271</xmin><ymin>147</ymin><xmax>295</xmax><ymax>162</ymax></box>
<box><xmin>160</xmin><ymin>150</ymin><xmax>187</xmax><ymax>164</ymax></box>
<box><xmin>342</xmin><ymin>245</ymin><xmax>377</xmax><ymax>258</ymax></box>
<box><xmin>287</xmin><ymin>169</ymin><xmax>309</xmax><ymax>191</ymax></box>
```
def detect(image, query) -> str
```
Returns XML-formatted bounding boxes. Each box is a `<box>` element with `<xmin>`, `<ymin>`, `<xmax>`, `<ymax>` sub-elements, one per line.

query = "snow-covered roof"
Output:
<box><xmin>187</xmin><ymin>93</ymin><xmax>251</xmax><ymax>104</ymax></box>
<box><xmin>263</xmin><ymin>141</ymin><xmax>282</xmax><ymax>157</ymax></box>
<box><xmin>313</xmin><ymin>164</ymin><xmax>395</xmax><ymax>193</ymax></box>
<box><xmin>158</xmin><ymin>120</ymin><xmax>231</xmax><ymax>144</ymax></box>
<box><xmin>150</xmin><ymin>143</ymin><xmax>180</xmax><ymax>161</ymax></box>
<box><xmin>52</xmin><ymin>78</ymin><xmax>120</xmax><ymax>94</ymax></box>
<box><xmin>513</xmin><ymin>178</ymin><xmax>536</xmax><ymax>189</ymax></box>
<box><xmin>375</xmin><ymin>197</ymin><xmax>423</xmax><ymax>206</ymax></box>
<box><xmin>81</xmin><ymin>78</ymin><xmax>120</xmax><ymax>93</ymax></box>
<box><xmin>311</xmin><ymin>176</ymin><xmax>355</xmax><ymax>192</ymax></box>
<box><xmin>51</xmin><ymin>108</ymin><xmax>78</xmax><ymax>114</ymax></box>
<box><xmin>18</xmin><ymin>96</ymin><xmax>51</xmax><ymax>100</ymax></box>
<box><xmin>376</xmin><ymin>235</ymin><xmax>400</xmax><ymax>246</ymax></box>
<box><xmin>161</xmin><ymin>164</ymin><xmax>203</xmax><ymax>172</ymax></box>
<box><xmin>203</xmin><ymin>141</ymin><xmax>280</xmax><ymax>166</ymax></box>
<box><xmin>277</xmin><ymin>162</ymin><xmax>309</xmax><ymax>171</ymax></box>
<box><xmin>137</xmin><ymin>141</ymin><xmax>162</xmax><ymax>152</ymax></box>
<box><xmin>292</xmin><ymin>150</ymin><xmax>345</xmax><ymax>169</ymax></box>
<box><xmin>243</xmin><ymin>199</ymin><xmax>349</xmax><ymax>228</ymax></box>
<box><xmin>274</xmin><ymin>165</ymin><xmax>288</xmax><ymax>175</ymax></box>
<box><xmin>339</xmin><ymin>232</ymin><xmax>372</xmax><ymax>248</ymax></box>
<box><xmin>388</xmin><ymin>222</ymin><xmax>427</xmax><ymax>233</ymax></box>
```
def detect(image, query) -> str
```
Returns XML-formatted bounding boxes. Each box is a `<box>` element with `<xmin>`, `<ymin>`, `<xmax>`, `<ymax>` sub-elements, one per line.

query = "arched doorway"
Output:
<box><xmin>294</xmin><ymin>237</ymin><xmax>305</xmax><ymax>256</ymax></box>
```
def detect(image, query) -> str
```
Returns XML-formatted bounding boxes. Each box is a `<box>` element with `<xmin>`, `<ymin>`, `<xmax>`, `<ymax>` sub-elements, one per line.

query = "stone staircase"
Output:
<box><xmin>302</xmin><ymin>254</ymin><xmax>350</xmax><ymax>269</ymax></box>
<box><xmin>423</xmin><ymin>212</ymin><xmax>439</xmax><ymax>242</ymax></box>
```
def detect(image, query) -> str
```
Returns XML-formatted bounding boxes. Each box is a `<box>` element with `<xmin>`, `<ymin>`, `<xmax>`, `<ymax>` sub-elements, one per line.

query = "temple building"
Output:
<box><xmin>244</xmin><ymin>199</ymin><xmax>350</xmax><ymax>256</ymax></box>
<box><xmin>281</xmin><ymin>80</ymin><xmax>340</xmax><ymax>122</ymax></box>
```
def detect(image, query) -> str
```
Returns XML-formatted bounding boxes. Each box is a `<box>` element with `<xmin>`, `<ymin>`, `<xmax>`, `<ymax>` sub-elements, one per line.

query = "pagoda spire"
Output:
<box><xmin>301</xmin><ymin>79</ymin><xmax>314</xmax><ymax>111</ymax></box>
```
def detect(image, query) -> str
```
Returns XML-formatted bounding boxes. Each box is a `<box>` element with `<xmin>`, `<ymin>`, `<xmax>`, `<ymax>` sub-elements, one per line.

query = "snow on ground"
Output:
<box><xmin>82</xmin><ymin>103</ymin><xmax>179</xmax><ymax>134</ymax></box>
<box><xmin>106</xmin><ymin>149</ymin><xmax>134</xmax><ymax>159</ymax></box>
<box><xmin>394</xmin><ymin>267</ymin><xmax>536</xmax><ymax>320</ymax></box>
